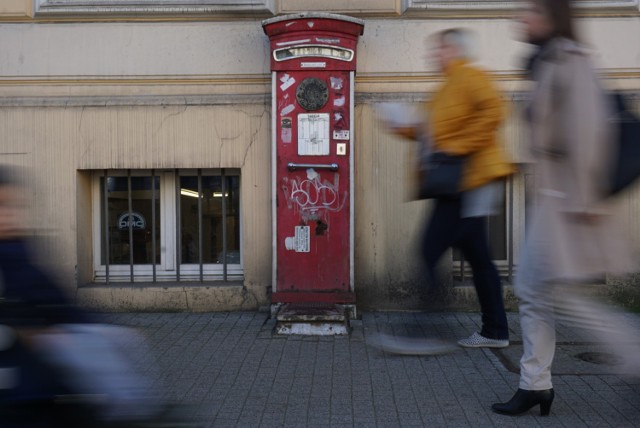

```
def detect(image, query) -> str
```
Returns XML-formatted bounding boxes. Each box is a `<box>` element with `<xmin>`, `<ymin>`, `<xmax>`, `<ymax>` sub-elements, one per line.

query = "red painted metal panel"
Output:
<box><xmin>263</xmin><ymin>14</ymin><xmax>364</xmax><ymax>305</ymax></box>
<box><xmin>275</xmin><ymin>69</ymin><xmax>352</xmax><ymax>295</ymax></box>
<box><xmin>272</xmin><ymin>291</ymin><xmax>356</xmax><ymax>304</ymax></box>
<box><xmin>263</xmin><ymin>15</ymin><xmax>363</xmax><ymax>71</ymax></box>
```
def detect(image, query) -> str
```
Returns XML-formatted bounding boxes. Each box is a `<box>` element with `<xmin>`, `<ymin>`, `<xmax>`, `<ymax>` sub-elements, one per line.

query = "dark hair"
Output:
<box><xmin>536</xmin><ymin>0</ymin><xmax>577</xmax><ymax>41</ymax></box>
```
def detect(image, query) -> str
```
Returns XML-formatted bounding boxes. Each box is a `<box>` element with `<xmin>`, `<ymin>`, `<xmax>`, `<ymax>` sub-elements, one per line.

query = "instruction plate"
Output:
<box><xmin>298</xmin><ymin>113</ymin><xmax>330</xmax><ymax>156</ymax></box>
<box><xmin>285</xmin><ymin>226</ymin><xmax>310</xmax><ymax>253</ymax></box>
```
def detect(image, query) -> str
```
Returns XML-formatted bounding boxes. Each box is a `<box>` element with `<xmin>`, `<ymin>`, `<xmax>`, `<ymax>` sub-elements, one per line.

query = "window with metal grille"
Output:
<box><xmin>92</xmin><ymin>169</ymin><xmax>241</xmax><ymax>283</ymax></box>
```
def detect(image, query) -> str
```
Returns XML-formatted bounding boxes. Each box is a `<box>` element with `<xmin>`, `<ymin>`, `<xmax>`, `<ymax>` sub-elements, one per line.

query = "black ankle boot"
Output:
<box><xmin>492</xmin><ymin>388</ymin><xmax>554</xmax><ymax>416</ymax></box>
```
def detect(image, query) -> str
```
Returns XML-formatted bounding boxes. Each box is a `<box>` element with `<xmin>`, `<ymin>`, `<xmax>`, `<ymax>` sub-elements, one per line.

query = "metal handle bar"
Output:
<box><xmin>287</xmin><ymin>163</ymin><xmax>339</xmax><ymax>172</ymax></box>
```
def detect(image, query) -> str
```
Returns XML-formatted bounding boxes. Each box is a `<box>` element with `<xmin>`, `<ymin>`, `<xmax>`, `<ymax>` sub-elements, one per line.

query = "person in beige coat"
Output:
<box><xmin>492</xmin><ymin>0</ymin><xmax>638</xmax><ymax>417</ymax></box>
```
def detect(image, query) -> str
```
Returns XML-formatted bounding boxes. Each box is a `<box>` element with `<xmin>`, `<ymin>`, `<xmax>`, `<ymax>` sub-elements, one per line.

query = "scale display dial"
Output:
<box><xmin>274</xmin><ymin>45</ymin><xmax>354</xmax><ymax>62</ymax></box>
<box><xmin>296</xmin><ymin>78</ymin><xmax>329</xmax><ymax>111</ymax></box>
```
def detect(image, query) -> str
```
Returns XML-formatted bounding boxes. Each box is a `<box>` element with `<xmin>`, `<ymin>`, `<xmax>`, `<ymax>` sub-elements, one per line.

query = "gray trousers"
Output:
<box><xmin>516</xmin><ymin>278</ymin><xmax>640</xmax><ymax>390</ymax></box>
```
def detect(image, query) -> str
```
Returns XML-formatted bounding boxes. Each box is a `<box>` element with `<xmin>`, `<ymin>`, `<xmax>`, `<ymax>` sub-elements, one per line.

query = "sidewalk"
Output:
<box><xmin>104</xmin><ymin>311</ymin><xmax>640</xmax><ymax>428</ymax></box>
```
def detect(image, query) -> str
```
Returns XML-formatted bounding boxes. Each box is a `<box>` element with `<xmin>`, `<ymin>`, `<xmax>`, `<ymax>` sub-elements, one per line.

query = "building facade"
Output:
<box><xmin>1</xmin><ymin>0</ymin><xmax>639</xmax><ymax>311</ymax></box>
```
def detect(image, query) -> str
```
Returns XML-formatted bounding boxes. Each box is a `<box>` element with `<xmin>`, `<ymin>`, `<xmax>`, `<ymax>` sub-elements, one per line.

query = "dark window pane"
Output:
<box><xmin>202</xmin><ymin>176</ymin><xmax>223</xmax><ymax>264</ymax></box>
<box><xmin>180</xmin><ymin>176</ymin><xmax>202</xmax><ymax>264</ymax></box>
<box><xmin>179</xmin><ymin>175</ymin><xmax>241</xmax><ymax>265</ymax></box>
<box><xmin>223</xmin><ymin>176</ymin><xmax>241</xmax><ymax>264</ymax></box>
<box><xmin>101</xmin><ymin>176</ymin><xmax>160</xmax><ymax>265</ymax></box>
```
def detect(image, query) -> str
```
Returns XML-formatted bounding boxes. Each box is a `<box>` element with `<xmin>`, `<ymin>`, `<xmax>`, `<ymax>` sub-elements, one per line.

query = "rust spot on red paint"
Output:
<box><xmin>315</xmin><ymin>220</ymin><xmax>328</xmax><ymax>235</ymax></box>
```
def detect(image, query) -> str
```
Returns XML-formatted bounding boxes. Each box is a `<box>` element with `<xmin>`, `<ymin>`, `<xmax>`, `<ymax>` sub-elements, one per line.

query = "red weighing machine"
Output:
<box><xmin>262</xmin><ymin>13</ymin><xmax>365</xmax><ymax>334</ymax></box>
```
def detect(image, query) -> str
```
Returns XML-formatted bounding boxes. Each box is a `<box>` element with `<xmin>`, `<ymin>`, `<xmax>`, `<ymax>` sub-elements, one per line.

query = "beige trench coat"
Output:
<box><xmin>520</xmin><ymin>38</ymin><xmax>635</xmax><ymax>284</ymax></box>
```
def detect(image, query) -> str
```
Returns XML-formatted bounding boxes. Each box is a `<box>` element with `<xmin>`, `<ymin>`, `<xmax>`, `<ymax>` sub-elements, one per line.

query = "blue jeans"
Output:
<box><xmin>422</xmin><ymin>197</ymin><xmax>509</xmax><ymax>340</ymax></box>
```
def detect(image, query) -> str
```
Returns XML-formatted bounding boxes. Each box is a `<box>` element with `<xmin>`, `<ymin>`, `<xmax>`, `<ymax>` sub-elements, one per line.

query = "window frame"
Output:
<box><xmin>91</xmin><ymin>168</ymin><xmax>243</xmax><ymax>283</ymax></box>
<box><xmin>34</xmin><ymin>0</ymin><xmax>276</xmax><ymax>16</ymax></box>
<box><xmin>405</xmin><ymin>0</ymin><xmax>639</xmax><ymax>13</ymax></box>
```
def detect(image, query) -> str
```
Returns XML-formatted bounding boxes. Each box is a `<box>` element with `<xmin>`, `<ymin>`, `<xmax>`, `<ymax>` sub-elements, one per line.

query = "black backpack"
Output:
<box><xmin>608</xmin><ymin>92</ymin><xmax>640</xmax><ymax>196</ymax></box>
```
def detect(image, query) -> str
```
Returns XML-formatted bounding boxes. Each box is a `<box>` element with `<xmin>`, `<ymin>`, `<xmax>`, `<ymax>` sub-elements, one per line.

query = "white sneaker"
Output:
<box><xmin>457</xmin><ymin>332</ymin><xmax>509</xmax><ymax>348</ymax></box>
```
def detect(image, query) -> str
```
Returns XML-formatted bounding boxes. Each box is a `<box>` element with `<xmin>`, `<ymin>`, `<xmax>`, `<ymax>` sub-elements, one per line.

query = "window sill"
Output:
<box><xmin>76</xmin><ymin>280</ymin><xmax>266</xmax><ymax>312</ymax></box>
<box><xmin>80</xmin><ymin>281</ymin><xmax>244</xmax><ymax>289</ymax></box>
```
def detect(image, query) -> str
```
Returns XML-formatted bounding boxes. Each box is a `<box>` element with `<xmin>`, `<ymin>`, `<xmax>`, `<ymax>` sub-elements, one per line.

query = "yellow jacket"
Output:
<box><xmin>427</xmin><ymin>59</ymin><xmax>515</xmax><ymax>191</ymax></box>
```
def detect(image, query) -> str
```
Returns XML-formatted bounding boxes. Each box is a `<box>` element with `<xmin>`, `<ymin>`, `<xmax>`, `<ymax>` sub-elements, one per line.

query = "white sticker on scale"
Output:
<box><xmin>333</xmin><ymin>130</ymin><xmax>350</xmax><ymax>140</ymax></box>
<box><xmin>284</xmin><ymin>226</ymin><xmax>310</xmax><ymax>253</ymax></box>
<box><xmin>333</xmin><ymin>96</ymin><xmax>346</xmax><ymax>107</ymax></box>
<box><xmin>330</xmin><ymin>76</ymin><xmax>344</xmax><ymax>90</ymax></box>
<box><xmin>279</xmin><ymin>73</ymin><xmax>296</xmax><ymax>91</ymax></box>
<box><xmin>280</xmin><ymin>104</ymin><xmax>295</xmax><ymax>116</ymax></box>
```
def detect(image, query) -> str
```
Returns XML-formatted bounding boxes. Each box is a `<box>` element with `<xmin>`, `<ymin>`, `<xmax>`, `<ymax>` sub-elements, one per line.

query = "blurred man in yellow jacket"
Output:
<box><xmin>395</xmin><ymin>28</ymin><xmax>515</xmax><ymax>348</ymax></box>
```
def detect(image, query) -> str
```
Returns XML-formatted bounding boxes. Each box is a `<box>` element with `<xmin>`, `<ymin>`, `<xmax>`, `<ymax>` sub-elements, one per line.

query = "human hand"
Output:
<box><xmin>564</xmin><ymin>211</ymin><xmax>605</xmax><ymax>225</ymax></box>
<box><xmin>384</xmin><ymin>123</ymin><xmax>418</xmax><ymax>140</ymax></box>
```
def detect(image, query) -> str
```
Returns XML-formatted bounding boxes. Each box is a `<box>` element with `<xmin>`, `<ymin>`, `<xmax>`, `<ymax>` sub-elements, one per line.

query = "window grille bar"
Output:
<box><xmin>175</xmin><ymin>169</ymin><xmax>181</xmax><ymax>281</ymax></box>
<box><xmin>151</xmin><ymin>170</ymin><xmax>157</xmax><ymax>283</ymax></box>
<box><xmin>127</xmin><ymin>170</ymin><xmax>134</xmax><ymax>282</ymax></box>
<box><xmin>198</xmin><ymin>169</ymin><xmax>203</xmax><ymax>282</ymax></box>
<box><xmin>221</xmin><ymin>169</ymin><xmax>228</xmax><ymax>282</ymax></box>
<box><xmin>508</xmin><ymin>176</ymin><xmax>514</xmax><ymax>283</ymax></box>
<box><xmin>103</xmin><ymin>170</ymin><xmax>110</xmax><ymax>284</ymax></box>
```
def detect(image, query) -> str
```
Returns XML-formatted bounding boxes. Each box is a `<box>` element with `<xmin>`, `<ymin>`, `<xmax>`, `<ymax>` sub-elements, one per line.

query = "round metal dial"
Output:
<box><xmin>296</xmin><ymin>78</ymin><xmax>329</xmax><ymax>111</ymax></box>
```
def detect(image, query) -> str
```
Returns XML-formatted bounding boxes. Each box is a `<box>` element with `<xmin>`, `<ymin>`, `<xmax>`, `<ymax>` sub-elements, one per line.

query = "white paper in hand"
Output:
<box><xmin>376</xmin><ymin>102</ymin><xmax>423</xmax><ymax>128</ymax></box>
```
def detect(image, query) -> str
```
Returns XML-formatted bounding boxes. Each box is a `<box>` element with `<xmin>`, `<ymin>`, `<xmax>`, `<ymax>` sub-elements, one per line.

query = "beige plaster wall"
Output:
<box><xmin>0</xmin><ymin>0</ymin><xmax>31</xmax><ymax>18</ymax></box>
<box><xmin>0</xmin><ymin>12</ymin><xmax>637</xmax><ymax>311</ymax></box>
<box><xmin>0</xmin><ymin>18</ymin><xmax>637</xmax><ymax>80</ymax></box>
<box><xmin>0</xmin><ymin>104</ymin><xmax>272</xmax><ymax>310</ymax></box>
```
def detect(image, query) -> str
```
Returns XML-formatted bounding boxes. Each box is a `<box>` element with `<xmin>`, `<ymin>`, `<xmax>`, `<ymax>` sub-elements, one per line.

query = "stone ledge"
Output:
<box><xmin>77</xmin><ymin>282</ymin><xmax>268</xmax><ymax>312</ymax></box>
<box><xmin>449</xmin><ymin>281</ymin><xmax>638</xmax><ymax>313</ymax></box>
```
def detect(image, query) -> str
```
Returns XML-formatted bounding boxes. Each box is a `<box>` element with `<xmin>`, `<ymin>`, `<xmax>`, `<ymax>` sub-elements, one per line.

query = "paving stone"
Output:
<box><xmin>102</xmin><ymin>311</ymin><xmax>640</xmax><ymax>427</ymax></box>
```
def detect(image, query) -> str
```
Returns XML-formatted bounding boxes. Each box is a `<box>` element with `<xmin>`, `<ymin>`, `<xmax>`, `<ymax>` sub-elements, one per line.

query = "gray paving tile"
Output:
<box><xmin>99</xmin><ymin>311</ymin><xmax>640</xmax><ymax>428</ymax></box>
